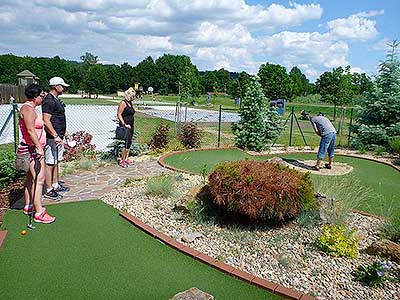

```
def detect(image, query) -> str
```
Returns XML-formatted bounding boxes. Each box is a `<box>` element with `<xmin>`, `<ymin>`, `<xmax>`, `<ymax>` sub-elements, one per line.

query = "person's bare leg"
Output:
<box><xmin>24</xmin><ymin>173</ymin><xmax>33</xmax><ymax>207</ymax></box>
<box><xmin>45</xmin><ymin>164</ymin><xmax>54</xmax><ymax>191</ymax></box>
<box><xmin>30</xmin><ymin>159</ymin><xmax>43</xmax><ymax>213</ymax></box>
<box><xmin>328</xmin><ymin>156</ymin><xmax>333</xmax><ymax>166</ymax></box>
<box><xmin>315</xmin><ymin>159</ymin><xmax>322</xmax><ymax>168</ymax></box>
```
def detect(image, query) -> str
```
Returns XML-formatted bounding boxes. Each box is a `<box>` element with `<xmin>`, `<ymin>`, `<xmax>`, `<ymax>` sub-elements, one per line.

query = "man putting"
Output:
<box><xmin>42</xmin><ymin>77</ymin><xmax>70</xmax><ymax>199</ymax></box>
<box><xmin>310</xmin><ymin>114</ymin><xmax>337</xmax><ymax>171</ymax></box>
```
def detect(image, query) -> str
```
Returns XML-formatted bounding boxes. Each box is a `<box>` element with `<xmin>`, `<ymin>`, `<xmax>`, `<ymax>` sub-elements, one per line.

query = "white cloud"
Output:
<box><xmin>353</xmin><ymin>9</ymin><xmax>384</xmax><ymax>18</ymax></box>
<box><xmin>327</xmin><ymin>14</ymin><xmax>378</xmax><ymax>40</ymax></box>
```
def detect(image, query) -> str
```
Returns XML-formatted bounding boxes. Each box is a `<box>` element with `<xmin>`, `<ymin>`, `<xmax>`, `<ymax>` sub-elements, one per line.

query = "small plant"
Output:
<box><xmin>122</xmin><ymin>177</ymin><xmax>143</xmax><ymax>187</ymax></box>
<box><xmin>380</xmin><ymin>213</ymin><xmax>400</xmax><ymax>244</ymax></box>
<box><xmin>76</xmin><ymin>157</ymin><xmax>95</xmax><ymax>170</ymax></box>
<box><xmin>354</xmin><ymin>259</ymin><xmax>392</xmax><ymax>286</ymax></box>
<box><xmin>278</xmin><ymin>254</ymin><xmax>291</xmax><ymax>269</ymax></box>
<box><xmin>179</xmin><ymin>122</ymin><xmax>202</xmax><ymax>149</ymax></box>
<box><xmin>389</xmin><ymin>136</ymin><xmax>400</xmax><ymax>155</ymax></box>
<box><xmin>64</xmin><ymin>131</ymin><xmax>96</xmax><ymax>162</ymax></box>
<box><xmin>144</xmin><ymin>174</ymin><xmax>176</xmax><ymax>198</ymax></box>
<box><xmin>148</xmin><ymin>123</ymin><xmax>170</xmax><ymax>150</ymax></box>
<box><xmin>0</xmin><ymin>150</ymin><xmax>24</xmax><ymax>189</ymax></box>
<box><xmin>374</xmin><ymin>145</ymin><xmax>387</xmax><ymax>156</ymax></box>
<box><xmin>313</xmin><ymin>176</ymin><xmax>377</xmax><ymax>224</ymax></box>
<box><xmin>297</xmin><ymin>209</ymin><xmax>321</xmax><ymax>228</ymax></box>
<box><xmin>357</xmin><ymin>144</ymin><xmax>366</xmax><ymax>154</ymax></box>
<box><xmin>317</xmin><ymin>224</ymin><xmax>359</xmax><ymax>258</ymax></box>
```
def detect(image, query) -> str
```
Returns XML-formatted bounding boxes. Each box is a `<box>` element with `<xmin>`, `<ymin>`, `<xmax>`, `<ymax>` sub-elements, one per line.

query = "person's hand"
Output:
<box><xmin>55</xmin><ymin>136</ymin><xmax>63</xmax><ymax>145</ymax></box>
<box><xmin>125</xmin><ymin>124</ymin><xmax>131</xmax><ymax>129</ymax></box>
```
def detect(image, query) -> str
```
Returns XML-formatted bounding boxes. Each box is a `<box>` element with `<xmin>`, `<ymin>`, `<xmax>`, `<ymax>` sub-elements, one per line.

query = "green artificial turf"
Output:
<box><xmin>164</xmin><ymin>149</ymin><xmax>400</xmax><ymax>217</ymax></box>
<box><xmin>0</xmin><ymin>200</ymin><xmax>283</xmax><ymax>300</ymax></box>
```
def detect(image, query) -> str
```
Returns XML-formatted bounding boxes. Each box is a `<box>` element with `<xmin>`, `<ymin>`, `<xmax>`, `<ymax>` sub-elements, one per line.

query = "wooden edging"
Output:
<box><xmin>119</xmin><ymin>211</ymin><xmax>317</xmax><ymax>300</ymax></box>
<box><xmin>0</xmin><ymin>230</ymin><xmax>8</xmax><ymax>250</ymax></box>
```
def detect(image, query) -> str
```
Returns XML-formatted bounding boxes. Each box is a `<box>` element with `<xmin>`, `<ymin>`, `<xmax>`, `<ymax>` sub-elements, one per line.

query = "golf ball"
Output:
<box><xmin>21</xmin><ymin>230</ymin><xmax>27</xmax><ymax>235</ymax></box>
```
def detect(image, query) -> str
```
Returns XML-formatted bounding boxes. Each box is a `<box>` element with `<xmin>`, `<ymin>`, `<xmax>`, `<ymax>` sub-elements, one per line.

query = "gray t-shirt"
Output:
<box><xmin>311</xmin><ymin>116</ymin><xmax>336</xmax><ymax>136</ymax></box>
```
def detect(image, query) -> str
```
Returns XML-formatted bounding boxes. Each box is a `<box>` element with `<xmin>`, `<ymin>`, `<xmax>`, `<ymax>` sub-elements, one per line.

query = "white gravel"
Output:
<box><xmin>101</xmin><ymin>173</ymin><xmax>400</xmax><ymax>300</ymax></box>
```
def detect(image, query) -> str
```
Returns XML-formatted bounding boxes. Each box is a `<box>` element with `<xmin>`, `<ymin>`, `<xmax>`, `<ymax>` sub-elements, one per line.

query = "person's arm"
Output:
<box><xmin>21</xmin><ymin>106</ymin><xmax>44</xmax><ymax>156</ymax></box>
<box><xmin>310</xmin><ymin>119</ymin><xmax>321</xmax><ymax>136</ymax></box>
<box><xmin>117</xmin><ymin>101</ymin><xmax>131</xmax><ymax>128</ymax></box>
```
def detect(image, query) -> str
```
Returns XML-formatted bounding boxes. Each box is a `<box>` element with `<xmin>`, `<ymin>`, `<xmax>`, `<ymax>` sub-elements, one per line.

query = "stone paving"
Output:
<box><xmin>43</xmin><ymin>156</ymin><xmax>167</xmax><ymax>205</ymax></box>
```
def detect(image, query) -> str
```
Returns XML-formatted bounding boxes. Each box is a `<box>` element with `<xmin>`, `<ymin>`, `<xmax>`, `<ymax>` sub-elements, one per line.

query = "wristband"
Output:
<box><xmin>54</xmin><ymin>134</ymin><xmax>59</xmax><ymax>139</ymax></box>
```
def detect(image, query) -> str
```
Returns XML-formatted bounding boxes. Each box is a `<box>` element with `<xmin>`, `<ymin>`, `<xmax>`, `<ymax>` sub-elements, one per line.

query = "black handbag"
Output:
<box><xmin>115</xmin><ymin>126</ymin><xmax>126</xmax><ymax>140</ymax></box>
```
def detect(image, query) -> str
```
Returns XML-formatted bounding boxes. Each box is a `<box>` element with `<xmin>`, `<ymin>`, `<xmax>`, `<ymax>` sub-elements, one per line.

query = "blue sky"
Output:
<box><xmin>0</xmin><ymin>0</ymin><xmax>398</xmax><ymax>81</ymax></box>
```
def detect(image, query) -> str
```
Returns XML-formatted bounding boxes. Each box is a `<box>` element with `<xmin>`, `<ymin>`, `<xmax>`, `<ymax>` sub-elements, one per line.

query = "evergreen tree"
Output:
<box><xmin>354</xmin><ymin>40</ymin><xmax>400</xmax><ymax>149</ymax></box>
<box><xmin>232</xmin><ymin>77</ymin><xmax>282</xmax><ymax>151</ymax></box>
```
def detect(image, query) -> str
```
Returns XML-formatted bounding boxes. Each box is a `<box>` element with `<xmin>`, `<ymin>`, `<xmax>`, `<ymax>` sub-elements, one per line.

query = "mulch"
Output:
<box><xmin>0</xmin><ymin>179</ymin><xmax>24</xmax><ymax>227</ymax></box>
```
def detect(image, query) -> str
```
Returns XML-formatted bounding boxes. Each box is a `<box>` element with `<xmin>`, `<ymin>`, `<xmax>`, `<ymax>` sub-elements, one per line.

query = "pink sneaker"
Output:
<box><xmin>34</xmin><ymin>208</ymin><xmax>56</xmax><ymax>224</ymax></box>
<box><xmin>23</xmin><ymin>205</ymin><xmax>34</xmax><ymax>215</ymax></box>
<box><xmin>119</xmin><ymin>160</ymin><xmax>128</xmax><ymax>168</ymax></box>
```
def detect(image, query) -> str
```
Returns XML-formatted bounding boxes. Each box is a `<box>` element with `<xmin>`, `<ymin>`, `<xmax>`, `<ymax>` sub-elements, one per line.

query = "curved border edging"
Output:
<box><xmin>158</xmin><ymin>147</ymin><xmax>400</xmax><ymax>175</ymax></box>
<box><xmin>0</xmin><ymin>230</ymin><xmax>8</xmax><ymax>250</ymax></box>
<box><xmin>119</xmin><ymin>210</ymin><xmax>317</xmax><ymax>300</ymax></box>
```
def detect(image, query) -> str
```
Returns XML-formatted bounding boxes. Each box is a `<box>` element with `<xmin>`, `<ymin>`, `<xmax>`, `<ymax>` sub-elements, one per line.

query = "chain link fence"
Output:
<box><xmin>0</xmin><ymin>102</ymin><xmax>359</xmax><ymax>152</ymax></box>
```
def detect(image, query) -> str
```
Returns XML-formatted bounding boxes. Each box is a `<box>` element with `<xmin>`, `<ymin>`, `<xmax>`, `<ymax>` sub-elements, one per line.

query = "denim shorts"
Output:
<box><xmin>317</xmin><ymin>132</ymin><xmax>336</xmax><ymax>159</ymax></box>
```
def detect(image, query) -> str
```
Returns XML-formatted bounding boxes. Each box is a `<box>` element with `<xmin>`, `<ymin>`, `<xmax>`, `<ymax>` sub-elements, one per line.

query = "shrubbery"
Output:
<box><xmin>0</xmin><ymin>150</ymin><xmax>23</xmax><ymax>189</ymax></box>
<box><xmin>354</xmin><ymin>260</ymin><xmax>392</xmax><ymax>286</ymax></box>
<box><xmin>148</xmin><ymin>123</ymin><xmax>170</xmax><ymax>150</ymax></box>
<box><xmin>207</xmin><ymin>160</ymin><xmax>314</xmax><ymax>223</ymax></box>
<box><xmin>179</xmin><ymin>122</ymin><xmax>201</xmax><ymax>149</ymax></box>
<box><xmin>389</xmin><ymin>136</ymin><xmax>400</xmax><ymax>154</ymax></box>
<box><xmin>63</xmin><ymin>131</ymin><xmax>96</xmax><ymax>162</ymax></box>
<box><xmin>317</xmin><ymin>224</ymin><xmax>359</xmax><ymax>258</ymax></box>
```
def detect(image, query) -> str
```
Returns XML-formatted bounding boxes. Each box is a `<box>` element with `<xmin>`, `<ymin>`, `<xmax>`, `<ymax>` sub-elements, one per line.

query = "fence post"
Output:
<box><xmin>289</xmin><ymin>106</ymin><xmax>294</xmax><ymax>146</ymax></box>
<box><xmin>347</xmin><ymin>108</ymin><xmax>354</xmax><ymax>146</ymax></box>
<box><xmin>12</xmin><ymin>101</ymin><xmax>18</xmax><ymax>153</ymax></box>
<box><xmin>217</xmin><ymin>105</ymin><xmax>222</xmax><ymax>147</ymax></box>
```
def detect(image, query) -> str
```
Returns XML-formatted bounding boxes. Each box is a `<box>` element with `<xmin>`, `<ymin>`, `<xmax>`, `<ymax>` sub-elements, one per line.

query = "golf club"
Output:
<box><xmin>55</xmin><ymin>143</ymin><xmax>63</xmax><ymax>199</ymax></box>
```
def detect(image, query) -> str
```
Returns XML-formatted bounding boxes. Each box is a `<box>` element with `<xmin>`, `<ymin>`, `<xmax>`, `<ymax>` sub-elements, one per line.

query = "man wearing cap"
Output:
<box><xmin>42</xmin><ymin>77</ymin><xmax>70</xmax><ymax>200</ymax></box>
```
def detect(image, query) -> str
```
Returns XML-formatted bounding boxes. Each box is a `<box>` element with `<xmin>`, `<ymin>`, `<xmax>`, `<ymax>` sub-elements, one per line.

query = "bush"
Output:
<box><xmin>389</xmin><ymin>136</ymin><xmax>400</xmax><ymax>154</ymax></box>
<box><xmin>380</xmin><ymin>213</ymin><xmax>400</xmax><ymax>244</ymax></box>
<box><xmin>148</xmin><ymin>123</ymin><xmax>170</xmax><ymax>150</ymax></box>
<box><xmin>64</xmin><ymin>131</ymin><xmax>96</xmax><ymax>162</ymax></box>
<box><xmin>144</xmin><ymin>174</ymin><xmax>176</xmax><ymax>198</ymax></box>
<box><xmin>179</xmin><ymin>122</ymin><xmax>201</xmax><ymax>149</ymax></box>
<box><xmin>317</xmin><ymin>224</ymin><xmax>359</xmax><ymax>258</ymax></box>
<box><xmin>354</xmin><ymin>260</ymin><xmax>392</xmax><ymax>286</ymax></box>
<box><xmin>0</xmin><ymin>150</ymin><xmax>23</xmax><ymax>189</ymax></box>
<box><xmin>208</xmin><ymin>160</ymin><xmax>315</xmax><ymax>223</ymax></box>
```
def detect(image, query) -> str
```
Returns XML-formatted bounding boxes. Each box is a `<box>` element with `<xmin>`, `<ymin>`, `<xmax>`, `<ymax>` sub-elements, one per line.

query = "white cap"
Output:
<box><xmin>49</xmin><ymin>77</ymin><xmax>70</xmax><ymax>87</ymax></box>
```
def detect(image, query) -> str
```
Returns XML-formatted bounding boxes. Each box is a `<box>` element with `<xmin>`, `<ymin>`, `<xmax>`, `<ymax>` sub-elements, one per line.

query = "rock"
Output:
<box><xmin>171</xmin><ymin>287</ymin><xmax>214</xmax><ymax>300</ymax></box>
<box><xmin>173</xmin><ymin>185</ymin><xmax>203</xmax><ymax>213</ymax></box>
<box><xmin>366</xmin><ymin>239</ymin><xmax>400</xmax><ymax>263</ymax></box>
<box><xmin>268</xmin><ymin>157</ymin><xmax>286</xmax><ymax>166</ymax></box>
<box><xmin>182</xmin><ymin>232</ymin><xmax>204</xmax><ymax>243</ymax></box>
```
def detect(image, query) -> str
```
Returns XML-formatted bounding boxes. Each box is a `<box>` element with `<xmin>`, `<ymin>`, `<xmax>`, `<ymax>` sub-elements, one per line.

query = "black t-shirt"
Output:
<box><xmin>41</xmin><ymin>93</ymin><xmax>66</xmax><ymax>138</ymax></box>
<box><xmin>119</xmin><ymin>100</ymin><xmax>135</xmax><ymax>128</ymax></box>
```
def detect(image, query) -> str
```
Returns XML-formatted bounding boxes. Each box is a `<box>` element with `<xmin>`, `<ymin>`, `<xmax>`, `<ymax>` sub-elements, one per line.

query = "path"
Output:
<box><xmin>43</xmin><ymin>157</ymin><xmax>166</xmax><ymax>204</ymax></box>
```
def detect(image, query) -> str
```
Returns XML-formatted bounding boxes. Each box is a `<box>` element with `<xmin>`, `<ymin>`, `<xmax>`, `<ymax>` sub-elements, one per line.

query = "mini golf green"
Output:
<box><xmin>0</xmin><ymin>200</ymin><xmax>283</xmax><ymax>300</ymax></box>
<box><xmin>163</xmin><ymin>149</ymin><xmax>400</xmax><ymax>217</ymax></box>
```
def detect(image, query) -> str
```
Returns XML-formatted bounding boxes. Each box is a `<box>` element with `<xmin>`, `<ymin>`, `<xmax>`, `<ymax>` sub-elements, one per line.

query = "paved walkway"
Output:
<box><xmin>43</xmin><ymin>157</ymin><xmax>166</xmax><ymax>205</ymax></box>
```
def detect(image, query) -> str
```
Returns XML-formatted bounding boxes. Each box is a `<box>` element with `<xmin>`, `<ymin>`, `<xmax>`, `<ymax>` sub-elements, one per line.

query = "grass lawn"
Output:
<box><xmin>163</xmin><ymin>149</ymin><xmax>400</xmax><ymax>217</ymax></box>
<box><xmin>0</xmin><ymin>200</ymin><xmax>282</xmax><ymax>300</ymax></box>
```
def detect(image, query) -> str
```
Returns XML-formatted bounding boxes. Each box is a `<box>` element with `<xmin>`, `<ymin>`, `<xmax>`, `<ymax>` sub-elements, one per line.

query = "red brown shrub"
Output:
<box><xmin>208</xmin><ymin>160</ymin><xmax>314</xmax><ymax>222</ymax></box>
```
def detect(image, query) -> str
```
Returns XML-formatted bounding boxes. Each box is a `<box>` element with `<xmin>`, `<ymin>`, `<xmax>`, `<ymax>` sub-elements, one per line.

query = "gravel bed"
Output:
<box><xmin>101</xmin><ymin>173</ymin><xmax>400</xmax><ymax>300</ymax></box>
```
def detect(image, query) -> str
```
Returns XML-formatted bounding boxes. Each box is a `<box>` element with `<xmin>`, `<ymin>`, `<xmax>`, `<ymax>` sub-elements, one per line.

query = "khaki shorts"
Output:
<box><xmin>45</xmin><ymin>138</ymin><xmax>65</xmax><ymax>165</ymax></box>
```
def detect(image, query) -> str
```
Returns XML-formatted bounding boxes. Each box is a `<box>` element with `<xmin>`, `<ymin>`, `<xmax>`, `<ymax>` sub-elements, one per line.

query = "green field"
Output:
<box><xmin>163</xmin><ymin>149</ymin><xmax>400</xmax><ymax>217</ymax></box>
<box><xmin>0</xmin><ymin>200</ymin><xmax>282</xmax><ymax>300</ymax></box>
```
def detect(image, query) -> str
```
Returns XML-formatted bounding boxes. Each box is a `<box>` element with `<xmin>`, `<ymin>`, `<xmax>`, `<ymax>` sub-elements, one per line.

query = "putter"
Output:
<box><xmin>55</xmin><ymin>143</ymin><xmax>63</xmax><ymax>199</ymax></box>
<box><xmin>27</xmin><ymin>154</ymin><xmax>40</xmax><ymax>230</ymax></box>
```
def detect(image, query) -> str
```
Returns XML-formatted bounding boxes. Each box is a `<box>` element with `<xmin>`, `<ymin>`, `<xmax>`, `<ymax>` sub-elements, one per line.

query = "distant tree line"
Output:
<box><xmin>0</xmin><ymin>52</ymin><xmax>372</xmax><ymax>105</ymax></box>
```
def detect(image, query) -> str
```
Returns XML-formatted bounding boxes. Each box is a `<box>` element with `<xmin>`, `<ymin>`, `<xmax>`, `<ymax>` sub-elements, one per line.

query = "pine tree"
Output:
<box><xmin>232</xmin><ymin>77</ymin><xmax>282</xmax><ymax>151</ymax></box>
<box><xmin>355</xmin><ymin>40</ymin><xmax>400</xmax><ymax>149</ymax></box>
